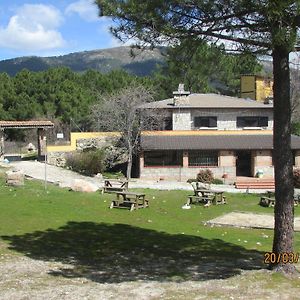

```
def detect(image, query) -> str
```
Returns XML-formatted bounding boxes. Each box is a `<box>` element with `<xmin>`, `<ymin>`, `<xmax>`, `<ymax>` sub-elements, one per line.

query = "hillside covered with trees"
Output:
<box><xmin>0</xmin><ymin>43</ymin><xmax>263</xmax><ymax>141</ymax></box>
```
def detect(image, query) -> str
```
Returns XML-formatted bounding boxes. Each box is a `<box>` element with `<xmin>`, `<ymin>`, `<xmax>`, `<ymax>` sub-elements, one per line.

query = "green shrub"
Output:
<box><xmin>196</xmin><ymin>169</ymin><xmax>214</xmax><ymax>183</ymax></box>
<box><xmin>294</xmin><ymin>168</ymin><xmax>300</xmax><ymax>188</ymax></box>
<box><xmin>212</xmin><ymin>178</ymin><xmax>223</xmax><ymax>185</ymax></box>
<box><xmin>66</xmin><ymin>149</ymin><xmax>105</xmax><ymax>176</ymax></box>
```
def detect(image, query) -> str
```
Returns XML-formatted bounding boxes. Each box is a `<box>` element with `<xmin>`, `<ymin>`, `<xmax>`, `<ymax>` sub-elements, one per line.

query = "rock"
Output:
<box><xmin>5</xmin><ymin>170</ymin><xmax>24</xmax><ymax>186</ymax></box>
<box><xmin>94</xmin><ymin>173</ymin><xmax>103</xmax><ymax>180</ymax></box>
<box><xmin>181</xmin><ymin>204</ymin><xmax>191</xmax><ymax>209</ymax></box>
<box><xmin>70</xmin><ymin>179</ymin><xmax>98</xmax><ymax>193</ymax></box>
<box><xmin>26</xmin><ymin>143</ymin><xmax>36</xmax><ymax>152</ymax></box>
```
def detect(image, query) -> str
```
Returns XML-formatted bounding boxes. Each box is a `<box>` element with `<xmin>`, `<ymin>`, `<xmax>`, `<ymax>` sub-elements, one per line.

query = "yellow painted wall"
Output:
<box><xmin>256</xmin><ymin>77</ymin><xmax>273</xmax><ymax>102</ymax></box>
<box><xmin>241</xmin><ymin>75</ymin><xmax>273</xmax><ymax>102</ymax></box>
<box><xmin>47</xmin><ymin>132</ymin><xmax>120</xmax><ymax>152</ymax></box>
<box><xmin>241</xmin><ymin>75</ymin><xmax>256</xmax><ymax>100</ymax></box>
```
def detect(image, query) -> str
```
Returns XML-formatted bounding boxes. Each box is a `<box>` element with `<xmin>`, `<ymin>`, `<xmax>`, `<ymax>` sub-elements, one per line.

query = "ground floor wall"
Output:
<box><xmin>139</xmin><ymin>149</ymin><xmax>280</xmax><ymax>182</ymax></box>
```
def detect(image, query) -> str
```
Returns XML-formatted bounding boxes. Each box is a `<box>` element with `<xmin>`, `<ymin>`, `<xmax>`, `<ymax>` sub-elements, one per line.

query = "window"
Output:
<box><xmin>144</xmin><ymin>151</ymin><xmax>183</xmax><ymax>166</ymax></box>
<box><xmin>188</xmin><ymin>151</ymin><xmax>218</xmax><ymax>167</ymax></box>
<box><xmin>237</xmin><ymin>116</ymin><xmax>268</xmax><ymax>127</ymax></box>
<box><xmin>194</xmin><ymin>116</ymin><xmax>217</xmax><ymax>128</ymax></box>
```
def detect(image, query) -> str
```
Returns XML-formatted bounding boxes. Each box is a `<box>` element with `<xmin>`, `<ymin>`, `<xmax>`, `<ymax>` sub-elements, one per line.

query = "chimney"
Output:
<box><xmin>172</xmin><ymin>83</ymin><xmax>190</xmax><ymax>106</ymax></box>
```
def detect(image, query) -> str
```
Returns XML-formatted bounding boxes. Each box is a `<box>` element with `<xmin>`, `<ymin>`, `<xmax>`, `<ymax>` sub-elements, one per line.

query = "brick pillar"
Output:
<box><xmin>183</xmin><ymin>151</ymin><xmax>189</xmax><ymax>167</ymax></box>
<box><xmin>37</xmin><ymin>128</ymin><xmax>47</xmax><ymax>159</ymax></box>
<box><xmin>139</xmin><ymin>151</ymin><xmax>144</xmax><ymax>177</ymax></box>
<box><xmin>295</xmin><ymin>150</ymin><xmax>300</xmax><ymax>167</ymax></box>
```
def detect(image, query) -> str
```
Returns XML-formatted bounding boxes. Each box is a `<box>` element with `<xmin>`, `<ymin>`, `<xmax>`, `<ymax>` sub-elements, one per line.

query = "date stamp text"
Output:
<box><xmin>264</xmin><ymin>252</ymin><xmax>299</xmax><ymax>264</ymax></box>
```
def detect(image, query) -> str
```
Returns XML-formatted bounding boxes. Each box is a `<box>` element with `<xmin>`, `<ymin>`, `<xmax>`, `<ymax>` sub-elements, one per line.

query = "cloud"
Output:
<box><xmin>66</xmin><ymin>0</ymin><xmax>99</xmax><ymax>22</ymax></box>
<box><xmin>0</xmin><ymin>4</ymin><xmax>65</xmax><ymax>51</ymax></box>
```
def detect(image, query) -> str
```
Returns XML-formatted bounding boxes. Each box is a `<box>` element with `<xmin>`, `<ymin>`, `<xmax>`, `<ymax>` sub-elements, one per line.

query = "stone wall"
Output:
<box><xmin>47</xmin><ymin>151</ymin><xmax>67</xmax><ymax>167</ymax></box>
<box><xmin>140</xmin><ymin>166</ymin><xmax>236</xmax><ymax>182</ymax></box>
<box><xmin>47</xmin><ymin>135</ymin><xmax>120</xmax><ymax>167</ymax></box>
<box><xmin>139</xmin><ymin>149</ymin><xmax>276</xmax><ymax>181</ymax></box>
<box><xmin>139</xmin><ymin>151</ymin><xmax>236</xmax><ymax>182</ymax></box>
<box><xmin>76</xmin><ymin>136</ymin><xmax>119</xmax><ymax>151</ymax></box>
<box><xmin>253</xmin><ymin>150</ymin><xmax>274</xmax><ymax>177</ymax></box>
<box><xmin>190</xmin><ymin>108</ymin><xmax>273</xmax><ymax>130</ymax></box>
<box><xmin>172</xmin><ymin>111</ymin><xmax>192</xmax><ymax>130</ymax></box>
<box><xmin>170</xmin><ymin>108</ymin><xmax>273</xmax><ymax>130</ymax></box>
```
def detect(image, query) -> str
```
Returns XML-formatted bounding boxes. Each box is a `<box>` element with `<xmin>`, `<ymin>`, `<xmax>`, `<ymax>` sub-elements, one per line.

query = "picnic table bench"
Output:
<box><xmin>102</xmin><ymin>179</ymin><xmax>128</xmax><ymax>194</ymax></box>
<box><xmin>186</xmin><ymin>188</ymin><xmax>226</xmax><ymax>206</ymax></box>
<box><xmin>259</xmin><ymin>196</ymin><xmax>275</xmax><ymax>207</ymax></box>
<box><xmin>110</xmin><ymin>191</ymin><xmax>149</xmax><ymax>211</ymax></box>
<box><xmin>259</xmin><ymin>190</ymin><xmax>299</xmax><ymax>207</ymax></box>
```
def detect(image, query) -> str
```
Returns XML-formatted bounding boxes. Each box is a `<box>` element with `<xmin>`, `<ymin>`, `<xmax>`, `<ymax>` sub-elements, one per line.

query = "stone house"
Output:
<box><xmin>139</xmin><ymin>88</ymin><xmax>300</xmax><ymax>182</ymax></box>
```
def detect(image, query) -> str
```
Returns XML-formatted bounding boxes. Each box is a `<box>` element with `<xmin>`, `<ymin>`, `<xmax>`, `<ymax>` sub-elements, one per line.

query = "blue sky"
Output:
<box><xmin>0</xmin><ymin>0</ymin><xmax>122</xmax><ymax>60</ymax></box>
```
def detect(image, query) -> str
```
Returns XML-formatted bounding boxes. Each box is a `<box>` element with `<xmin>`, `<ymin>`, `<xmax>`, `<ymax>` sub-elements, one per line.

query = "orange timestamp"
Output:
<box><xmin>264</xmin><ymin>252</ymin><xmax>299</xmax><ymax>264</ymax></box>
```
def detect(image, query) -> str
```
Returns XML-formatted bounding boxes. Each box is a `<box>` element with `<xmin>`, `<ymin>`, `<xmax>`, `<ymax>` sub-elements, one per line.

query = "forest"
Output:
<box><xmin>0</xmin><ymin>42</ymin><xmax>263</xmax><ymax>141</ymax></box>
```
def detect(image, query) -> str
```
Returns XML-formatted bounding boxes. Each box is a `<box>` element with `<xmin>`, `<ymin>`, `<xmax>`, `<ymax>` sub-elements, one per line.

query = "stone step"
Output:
<box><xmin>235</xmin><ymin>178</ymin><xmax>275</xmax><ymax>189</ymax></box>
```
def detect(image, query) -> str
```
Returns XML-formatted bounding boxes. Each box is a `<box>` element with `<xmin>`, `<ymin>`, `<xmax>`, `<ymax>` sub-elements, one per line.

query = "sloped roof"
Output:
<box><xmin>141</xmin><ymin>93</ymin><xmax>273</xmax><ymax>109</ymax></box>
<box><xmin>141</xmin><ymin>134</ymin><xmax>300</xmax><ymax>150</ymax></box>
<box><xmin>0</xmin><ymin>121</ymin><xmax>54</xmax><ymax>129</ymax></box>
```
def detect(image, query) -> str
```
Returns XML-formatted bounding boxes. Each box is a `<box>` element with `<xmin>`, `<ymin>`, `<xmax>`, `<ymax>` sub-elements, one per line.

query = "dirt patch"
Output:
<box><xmin>0</xmin><ymin>255</ymin><xmax>300</xmax><ymax>300</ymax></box>
<box><xmin>207</xmin><ymin>212</ymin><xmax>300</xmax><ymax>231</ymax></box>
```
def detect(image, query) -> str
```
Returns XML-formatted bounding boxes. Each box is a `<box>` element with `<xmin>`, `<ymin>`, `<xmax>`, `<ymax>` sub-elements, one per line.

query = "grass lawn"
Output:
<box><xmin>0</xmin><ymin>169</ymin><xmax>300</xmax><ymax>287</ymax></box>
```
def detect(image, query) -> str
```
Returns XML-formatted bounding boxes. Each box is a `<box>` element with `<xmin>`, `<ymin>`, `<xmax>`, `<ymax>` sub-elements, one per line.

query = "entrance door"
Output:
<box><xmin>236</xmin><ymin>151</ymin><xmax>252</xmax><ymax>177</ymax></box>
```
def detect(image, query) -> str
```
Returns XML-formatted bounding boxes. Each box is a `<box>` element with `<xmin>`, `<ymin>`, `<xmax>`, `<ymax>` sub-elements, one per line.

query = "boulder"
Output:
<box><xmin>70</xmin><ymin>179</ymin><xmax>98</xmax><ymax>193</ymax></box>
<box><xmin>26</xmin><ymin>143</ymin><xmax>36</xmax><ymax>152</ymax></box>
<box><xmin>5</xmin><ymin>169</ymin><xmax>24</xmax><ymax>186</ymax></box>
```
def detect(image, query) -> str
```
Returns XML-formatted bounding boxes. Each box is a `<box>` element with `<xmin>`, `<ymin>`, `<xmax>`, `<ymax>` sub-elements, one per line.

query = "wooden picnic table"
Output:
<box><xmin>110</xmin><ymin>191</ymin><xmax>149</xmax><ymax>211</ymax></box>
<box><xmin>102</xmin><ymin>179</ymin><xmax>128</xmax><ymax>194</ymax></box>
<box><xmin>260</xmin><ymin>190</ymin><xmax>299</xmax><ymax>207</ymax></box>
<box><xmin>266</xmin><ymin>190</ymin><xmax>275</xmax><ymax>198</ymax></box>
<box><xmin>186</xmin><ymin>188</ymin><xmax>226</xmax><ymax>206</ymax></box>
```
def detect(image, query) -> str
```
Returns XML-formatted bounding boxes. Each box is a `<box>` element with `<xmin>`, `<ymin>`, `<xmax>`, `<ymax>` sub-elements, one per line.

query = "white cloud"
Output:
<box><xmin>0</xmin><ymin>4</ymin><xmax>65</xmax><ymax>51</ymax></box>
<box><xmin>66</xmin><ymin>0</ymin><xmax>99</xmax><ymax>22</ymax></box>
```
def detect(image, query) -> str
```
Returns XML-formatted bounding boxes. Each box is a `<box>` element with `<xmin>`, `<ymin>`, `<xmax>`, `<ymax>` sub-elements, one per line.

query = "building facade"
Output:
<box><xmin>139</xmin><ymin>91</ymin><xmax>300</xmax><ymax>182</ymax></box>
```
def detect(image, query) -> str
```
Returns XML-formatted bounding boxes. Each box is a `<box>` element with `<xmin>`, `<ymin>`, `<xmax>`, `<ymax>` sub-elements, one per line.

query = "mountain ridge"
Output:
<box><xmin>0</xmin><ymin>46</ymin><xmax>165</xmax><ymax>77</ymax></box>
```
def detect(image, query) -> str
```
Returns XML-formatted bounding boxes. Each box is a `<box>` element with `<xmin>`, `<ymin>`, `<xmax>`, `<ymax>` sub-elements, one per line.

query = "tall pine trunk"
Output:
<box><xmin>272</xmin><ymin>46</ymin><xmax>296</xmax><ymax>273</ymax></box>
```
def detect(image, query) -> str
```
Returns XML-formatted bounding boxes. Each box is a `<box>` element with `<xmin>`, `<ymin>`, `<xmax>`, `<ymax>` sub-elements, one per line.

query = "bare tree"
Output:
<box><xmin>91</xmin><ymin>84</ymin><xmax>155</xmax><ymax>179</ymax></box>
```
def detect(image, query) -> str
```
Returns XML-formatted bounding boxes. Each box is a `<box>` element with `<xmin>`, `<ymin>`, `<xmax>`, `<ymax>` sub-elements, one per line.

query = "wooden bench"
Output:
<box><xmin>102</xmin><ymin>179</ymin><xmax>128</xmax><ymax>194</ymax></box>
<box><xmin>186</xmin><ymin>195</ymin><xmax>214</xmax><ymax>206</ymax></box>
<box><xmin>259</xmin><ymin>196</ymin><xmax>275</xmax><ymax>207</ymax></box>
<box><xmin>110</xmin><ymin>192</ymin><xmax>149</xmax><ymax>211</ymax></box>
<box><xmin>260</xmin><ymin>196</ymin><xmax>299</xmax><ymax>207</ymax></box>
<box><xmin>214</xmin><ymin>195</ymin><xmax>227</xmax><ymax>205</ymax></box>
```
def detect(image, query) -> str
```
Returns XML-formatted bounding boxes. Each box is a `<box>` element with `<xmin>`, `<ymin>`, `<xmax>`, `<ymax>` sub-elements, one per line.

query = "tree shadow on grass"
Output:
<box><xmin>2</xmin><ymin>222</ymin><xmax>265</xmax><ymax>283</ymax></box>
